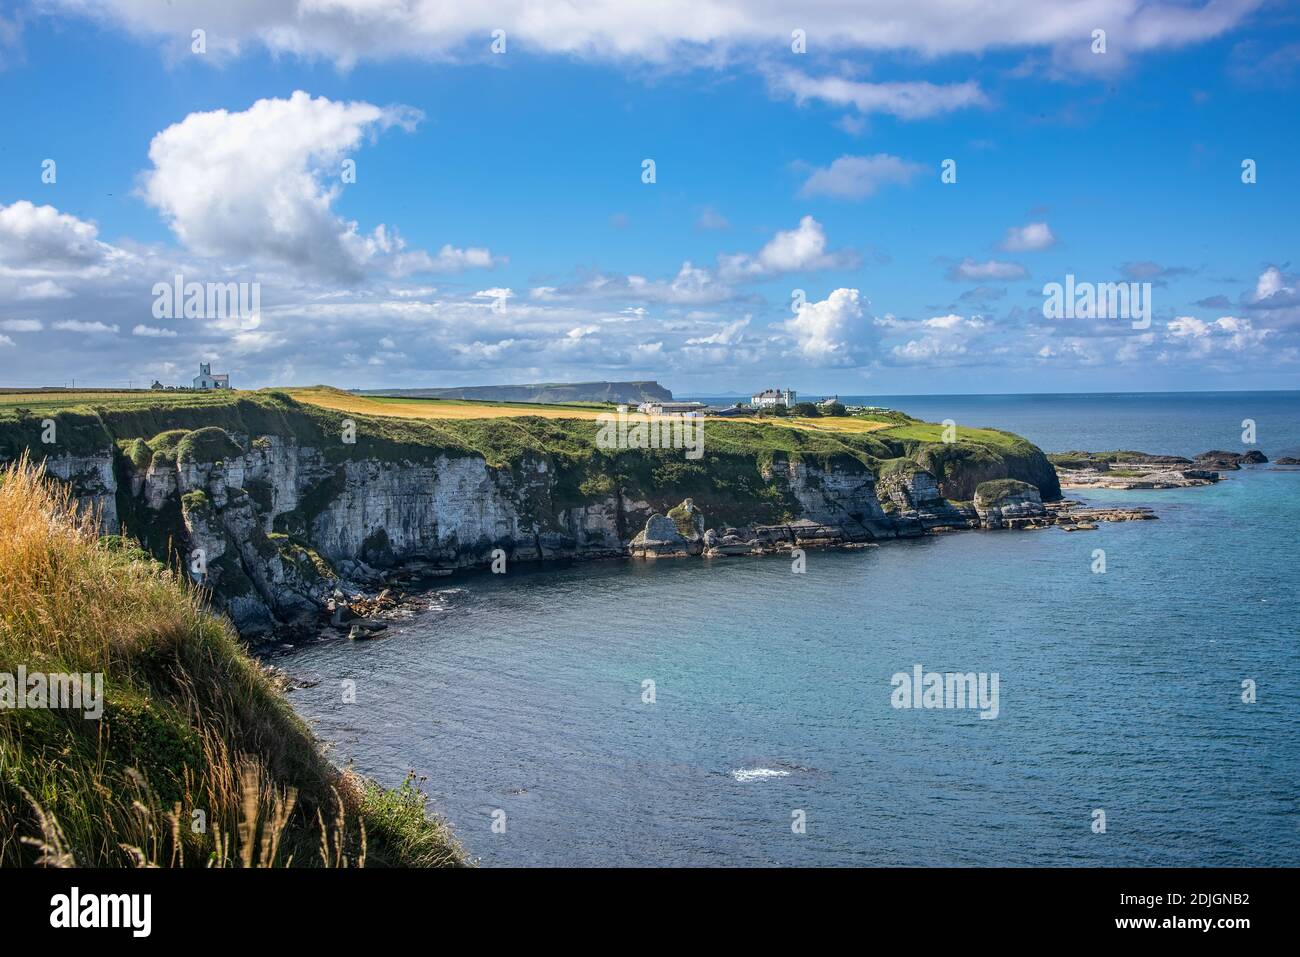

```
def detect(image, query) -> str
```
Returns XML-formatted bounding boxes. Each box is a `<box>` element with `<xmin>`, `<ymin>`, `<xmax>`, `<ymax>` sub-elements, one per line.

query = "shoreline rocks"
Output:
<box><xmin>1050</xmin><ymin>449</ymin><xmax>1233</xmax><ymax>489</ymax></box>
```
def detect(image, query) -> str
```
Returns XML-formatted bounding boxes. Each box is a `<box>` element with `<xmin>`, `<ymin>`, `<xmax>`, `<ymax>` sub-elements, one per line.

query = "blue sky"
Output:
<box><xmin>1</xmin><ymin>1</ymin><xmax>1298</xmax><ymax>395</ymax></box>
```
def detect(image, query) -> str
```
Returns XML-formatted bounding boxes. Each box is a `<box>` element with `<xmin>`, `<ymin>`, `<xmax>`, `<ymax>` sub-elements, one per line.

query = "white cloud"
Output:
<box><xmin>949</xmin><ymin>257</ymin><xmax>1027</xmax><ymax>281</ymax></box>
<box><xmin>1165</xmin><ymin>315</ymin><xmax>1272</xmax><ymax>354</ymax></box>
<box><xmin>140</xmin><ymin>91</ymin><xmax>491</xmax><ymax>280</ymax></box>
<box><xmin>783</xmin><ymin>287</ymin><xmax>862</xmax><ymax>360</ymax></box>
<box><xmin>0</xmin><ymin>319</ymin><xmax>43</xmax><ymax>332</ymax></box>
<box><xmin>719</xmin><ymin>215</ymin><xmax>853</xmax><ymax>280</ymax></box>
<box><xmin>132</xmin><ymin>324</ymin><xmax>179</xmax><ymax>337</ymax></box>
<box><xmin>1254</xmin><ymin>266</ymin><xmax>1285</xmax><ymax>300</ymax></box>
<box><xmin>0</xmin><ymin>201</ymin><xmax>121</xmax><ymax>275</ymax></box>
<box><xmin>798</xmin><ymin>154</ymin><xmax>925</xmax><ymax>200</ymax></box>
<box><xmin>65</xmin><ymin>1</ymin><xmax>1252</xmax><ymax>65</ymax></box>
<box><xmin>54</xmin><ymin>320</ymin><xmax>119</xmax><ymax>334</ymax></box>
<box><xmin>686</xmin><ymin>318</ymin><xmax>748</xmax><ymax>346</ymax></box>
<box><xmin>432</xmin><ymin>244</ymin><xmax>498</xmax><ymax>271</ymax></box>
<box><xmin>999</xmin><ymin>222</ymin><xmax>1056</xmax><ymax>251</ymax></box>
<box><xmin>18</xmin><ymin>280</ymin><xmax>75</xmax><ymax>299</ymax></box>
<box><xmin>772</xmin><ymin>70</ymin><xmax>989</xmax><ymax>119</ymax></box>
<box><xmin>892</xmin><ymin>337</ymin><xmax>968</xmax><ymax>361</ymax></box>
<box><xmin>1168</xmin><ymin>315</ymin><xmax>1211</xmax><ymax>338</ymax></box>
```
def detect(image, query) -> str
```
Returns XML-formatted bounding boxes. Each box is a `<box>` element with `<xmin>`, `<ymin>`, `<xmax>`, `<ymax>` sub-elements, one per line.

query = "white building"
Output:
<box><xmin>750</xmin><ymin>388</ymin><xmax>795</xmax><ymax>408</ymax></box>
<box><xmin>193</xmin><ymin>362</ymin><xmax>230</xmax><ymax>390</ymax></box>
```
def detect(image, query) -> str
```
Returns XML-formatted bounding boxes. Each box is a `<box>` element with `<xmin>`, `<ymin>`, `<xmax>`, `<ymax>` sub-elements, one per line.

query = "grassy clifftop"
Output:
<box><xmin>0</xmin><ymin>388</ymin><xmax>1061</xmax><ymax>540</ymax></box>
<box><xmin>0</xmin><ymin>454</ymin><xmax>463</xmax><ymax>867</ymax></box>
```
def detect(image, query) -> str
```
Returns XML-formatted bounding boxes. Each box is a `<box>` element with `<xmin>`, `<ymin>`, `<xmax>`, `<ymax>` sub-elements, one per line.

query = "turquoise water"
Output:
<box><xmin>280</xmin><ymin>393</ymin><xmax>1300</xmax><ymax>866</ymax></box>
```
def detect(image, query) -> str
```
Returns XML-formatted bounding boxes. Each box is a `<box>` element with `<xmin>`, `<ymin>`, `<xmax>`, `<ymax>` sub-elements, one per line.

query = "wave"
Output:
<box><xmin>731</xmin><ymin>767</ymin><xmax>792</xmax><ymax>783</ymax></box>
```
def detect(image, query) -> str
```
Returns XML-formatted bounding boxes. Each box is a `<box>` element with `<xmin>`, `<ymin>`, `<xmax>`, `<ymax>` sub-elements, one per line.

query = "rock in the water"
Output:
<box><xmin>347</xmin><ymin>619</ymin><xmax>388</xmax><ymax>640</ymax></box>
<box><xmin>973</xmin><ymin>480</ymin><xmax>1046</xmax><ymax>529</ymax></box>
<box><xmin>631</xmin><ymin>499</ymin><xmax>705</xmax><ymax>558</ymax></box>
<box><xmin>1051</xmin><ymin>450</ymin><xmax>1223</xmax><ymax>489</ymax></box>
<box><xmin>1194</xmin><ymin>449</ymin><xmax>1267</xmax><ymax>469</ymax></box>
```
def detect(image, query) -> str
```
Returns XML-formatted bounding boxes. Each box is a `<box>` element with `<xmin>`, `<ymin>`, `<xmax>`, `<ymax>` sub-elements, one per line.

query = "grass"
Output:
<box><xmin>290</xmin><ymin>386</ymin><xmax>614</xmax><ymax>422</ymax></box>
<box><xmin>0</xmin><ymin>453</ymin><xmax>464</xmax><ymax>867</ymax></box>
<box><xmin>871</xmin><ymin>421</ymin><xmax>1032</xmax><ymax>451</ymax></box>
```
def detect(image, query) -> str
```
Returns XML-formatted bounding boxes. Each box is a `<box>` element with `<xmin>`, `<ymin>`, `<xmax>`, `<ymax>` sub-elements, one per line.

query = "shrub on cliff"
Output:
<box><xmin>0</xmin><ymin>454</ymin><xmax>464</xmax><ymax>868</ymax></box>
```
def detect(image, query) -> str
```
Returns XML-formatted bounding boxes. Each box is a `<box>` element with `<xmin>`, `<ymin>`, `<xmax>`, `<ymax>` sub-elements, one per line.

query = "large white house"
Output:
<box><xmin>193</xmin><ymin>363</ymin><xmax>230</xmax><ymax>390</ymax></box>
<box><xmin>750</xmin><ymin>388</ymin><xmax>795</xmax><ymax>408</ymax></box>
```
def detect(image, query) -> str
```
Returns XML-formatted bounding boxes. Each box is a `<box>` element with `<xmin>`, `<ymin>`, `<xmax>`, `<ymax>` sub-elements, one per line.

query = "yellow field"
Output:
<box><xmin>286</xmin><ymin>387</ymin><xmax>611</xmax><ymax>421</ymax></box>
<box><xmin>286</xmin><ymin>387</ymin><xmax>895</xmax><ymax>434</ymax></box>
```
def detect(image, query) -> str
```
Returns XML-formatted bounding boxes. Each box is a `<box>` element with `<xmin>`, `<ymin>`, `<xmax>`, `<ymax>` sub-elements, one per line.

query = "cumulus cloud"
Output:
<box><xmin>798</xmin><ymin>154</ymin><xmax>925</xmax><ymax>200</ymax></box>
<box><xmin>0</xmin><ymin>201</ymin><xmax>121</xmax><ymax>274</ymax></box>
<box><xmin>1247</xmin><ymin>265</ymin><xmax>1298</xmax><ymax>307</ymax></box>
<box><xmin>783</xmin><ymin>287</ymin><xmax>862</xmax><ymax>360</ymax></box>
<box><xmin>998</xmin><ymin>222</ymin><xmax>1056</xmax><ymax>252</ymax></box>
<box><xmin>1164</xmin><ymin>314</ymin><xmax>1272</xmax><ymax>357</ymax></box>
<box><xmin>718</xmin><ymin>215</ymin><xmax>854</xmax><ymax>280</ymax></box>
<box><xmin>948</xmin><ymin>258</ymin><xmax>1028</xmax><ymax>281</ymax></box>
<box><xmin>139</xmin><ymin>91</ymin><xmax>492</xmax><ymax>280</ymax></box>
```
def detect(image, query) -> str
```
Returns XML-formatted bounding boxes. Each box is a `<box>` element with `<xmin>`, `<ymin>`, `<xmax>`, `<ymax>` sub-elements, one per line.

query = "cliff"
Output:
<box><xmin>0</xmin><ymin>391</ymin><xmax>1062</xmax><ymax>638</ymax></box>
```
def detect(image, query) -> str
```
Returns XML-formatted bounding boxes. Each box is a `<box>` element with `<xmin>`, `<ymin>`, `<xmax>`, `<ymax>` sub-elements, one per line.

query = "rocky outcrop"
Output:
<box><xmin>1194</xmin><ymin>449</ymin><xmax>1267</xmax><ymax>470</ymax></box>
<box><xmin>876</xmin><ymin>466</ymin><xmax>977</xmax><ymax>532</ymax></box>
<box><xmin>1050</xmin><ymin>450</ymin><xmax>1225</xmax><ymax>489</ymax></box>
<box><xmin>973</xmin><ymin>480</ymin><xmax>1047</xmax><ymax>529</ymax></box>
<box><xmin>44</xmin><ymin>451</ymin><xmax>119</xmax><ymax>530</ymax></box>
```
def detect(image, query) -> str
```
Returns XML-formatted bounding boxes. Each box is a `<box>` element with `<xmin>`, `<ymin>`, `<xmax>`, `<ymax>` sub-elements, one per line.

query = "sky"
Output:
<box><xmin>0</xmin><ymin>0</ymin><xmax>1298</xmax><ymax>396</ymax></box>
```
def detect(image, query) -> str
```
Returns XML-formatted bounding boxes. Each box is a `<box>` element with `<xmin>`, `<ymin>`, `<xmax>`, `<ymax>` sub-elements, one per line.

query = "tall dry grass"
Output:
<box><xmin>0</xmin><ymin>453</ymin><xmax>461</xmax><ymax>867</ymax></box>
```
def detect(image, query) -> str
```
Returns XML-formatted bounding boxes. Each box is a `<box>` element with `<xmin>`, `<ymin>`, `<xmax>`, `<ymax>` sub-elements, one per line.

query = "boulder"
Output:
<box><xmin>630</xmin><ymin>501</ymin><xmax>704</xmax><ymax>558</ymax></box>
<box><xmin>348</xmin><ymin>619</ymin><xmax>388</xmax><ymax>641</ymax></box>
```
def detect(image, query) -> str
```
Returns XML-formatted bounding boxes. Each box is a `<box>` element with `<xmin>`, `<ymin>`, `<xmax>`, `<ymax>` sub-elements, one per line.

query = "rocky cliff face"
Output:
<box><xmin>6</xmin><ymin>403</ymin><xmax>1064</xmax><ymax>638</ymax></box>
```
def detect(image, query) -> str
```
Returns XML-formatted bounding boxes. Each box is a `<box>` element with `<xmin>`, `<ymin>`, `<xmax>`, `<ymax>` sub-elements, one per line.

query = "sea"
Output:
<box><xmin>277</xmin><ymin>392</ymin><xmax>1300</xmax><ymax>866</ymax></box>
